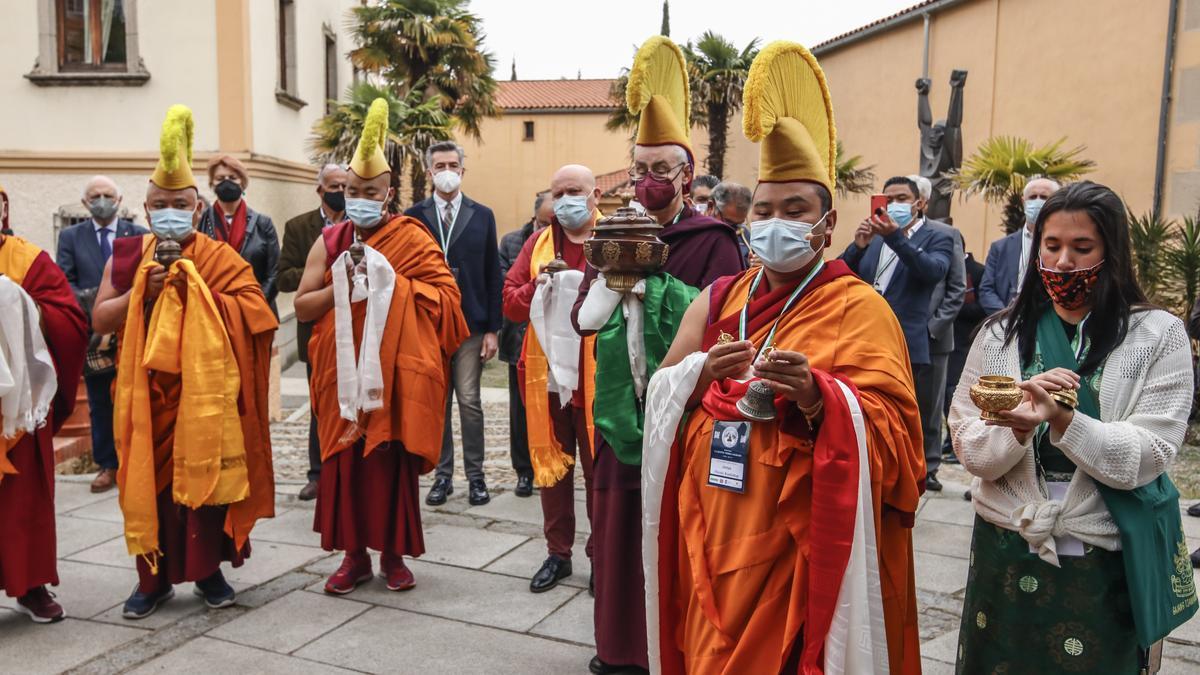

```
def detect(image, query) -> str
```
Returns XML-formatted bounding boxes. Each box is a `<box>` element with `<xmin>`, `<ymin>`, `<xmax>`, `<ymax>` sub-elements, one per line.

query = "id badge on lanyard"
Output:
<box><xmin>708</xmin><ymin>420</ymin><xmax>750</xmax><ymax>493</ymax></box>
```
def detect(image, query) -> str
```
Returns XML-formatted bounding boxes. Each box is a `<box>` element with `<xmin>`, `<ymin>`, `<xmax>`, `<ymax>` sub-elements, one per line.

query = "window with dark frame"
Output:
<box><xmin>324</xmin><ymin>29</ymin><xmax>338</xmax><ymax>115</ymax></box>
<box><xmin>56</xmin><ymin>0</ymin><xmax>128</xmax><ymax>71</ymax></box>
<box><xmin>277</xmin><ymin>0</ymin><xmax>297</xmax><ymax>95</ymax></box>
<box><xmin>523</xmin><ymin>120</ymin><xmax>535</xmax><ymax>141</ymax></box>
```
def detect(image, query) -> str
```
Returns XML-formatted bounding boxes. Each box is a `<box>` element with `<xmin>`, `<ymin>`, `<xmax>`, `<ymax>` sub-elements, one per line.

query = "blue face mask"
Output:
<box><xmin>1024</xmin><ymin>197</ymin><xmax>1045</xmax><ymax>225</ymax></box>
<box><xmin>554</xmin><ymin>195</ymin><xmax>592</xmax><ymax>231</ymax></box>
<box><xmin>748</xmin><ymin>213</ymin><xmax>827</xmax><ymax>273</ymax></box>
<box><xmin>148</xmin><ymin>208</ymin><xmax>195</xmax><ymax>241</ymax></box>
<box><xmin>886</xmin><ymin>201</ymin><xmax>914</xmax><ymax>228</ymax></box>
<box><xmin>345</xmin><ymin>197</ymin><xmax>384</xmax><ymax>228</ymax></box>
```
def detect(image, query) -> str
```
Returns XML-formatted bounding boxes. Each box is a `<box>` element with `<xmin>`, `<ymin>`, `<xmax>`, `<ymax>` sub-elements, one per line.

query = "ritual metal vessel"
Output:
<box><xmin>582</xmin><ymin>206</ymin><xmax>669</xmax><ymax>293</ymax></box>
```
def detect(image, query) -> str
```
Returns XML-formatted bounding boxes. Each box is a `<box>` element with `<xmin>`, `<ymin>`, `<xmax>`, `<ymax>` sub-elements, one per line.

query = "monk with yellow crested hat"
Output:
<box><xmin>643</xmin><ymin>42</ymin><xmax>925</xmax><ymax>674</ymax></box>
<box><xmin>571</xmin><ymin>34</ymin><xmax>744</xmax><ymax>675</ymax></box>
<box><xmin>93</xmin><ymin>105</ymin><xmax>279</xmax><ymax>620</ymax></box>
<box><xmin>294</xmin><ymin>98</ymin><xmax>469</xmax><ymax>595</ymax></box>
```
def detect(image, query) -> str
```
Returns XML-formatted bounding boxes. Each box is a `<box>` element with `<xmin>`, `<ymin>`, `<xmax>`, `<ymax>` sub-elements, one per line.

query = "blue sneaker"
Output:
<box><xmin>193</xmin><ymin>570</ymin><xmax>236</xmax><ymax>609</ymax></box>
<box><xmin>122</xmin><ymin>584</ymin><xmax>174</xmax><ymax>620</ymax></box>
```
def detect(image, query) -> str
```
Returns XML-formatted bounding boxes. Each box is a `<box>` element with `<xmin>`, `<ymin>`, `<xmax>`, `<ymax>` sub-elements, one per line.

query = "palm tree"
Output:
<box><xmin>1127</xmin><ymin>209</ymin><xmax>1173</xmax><ymax>304</ymax></box>
<box><xmin>834</xmin><ymin>141</ymin><xmax>876</xmax><ymax>198</ymax></box>
<box><xmin>952</xmin><ymin>136</ymin><xmax>1096</xmax><ymax>234</ymax></box>
<box><xmin>309</xmin><ymin>81</ymin><xmax>452</xmax><ymax>212</ymax></box>
<box><xmin>683</xmin><ymin>32</ymin><xmax>759</xmax><ymax>179</ymax></box>
<box><xmin>1167</xmin><ymin>216</ymin><xmax>1200</xmax><ymax>318</ymax></box>
<box><xmin>348</xmin><ymin>0</ymin><xmax>498</xmax><ymax>200</ymax></box>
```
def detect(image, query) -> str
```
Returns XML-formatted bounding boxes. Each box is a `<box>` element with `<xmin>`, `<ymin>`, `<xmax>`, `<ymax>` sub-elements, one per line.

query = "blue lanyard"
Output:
<box><xmin>737</xmin><ymin>261</ymin><xmax>824</xmax><ymax>360</ymax></box>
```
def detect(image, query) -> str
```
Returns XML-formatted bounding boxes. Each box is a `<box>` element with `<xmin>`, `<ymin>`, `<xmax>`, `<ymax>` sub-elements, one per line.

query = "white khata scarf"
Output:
<box><xmin>330</xmin><ymin>245</ymin><xmax>395</xmax><ymax>422</ymax></box>
<box><xmin>0</xmin><ymin>274</ymin><xmax>58</xmax><ymax>438</ymax></box>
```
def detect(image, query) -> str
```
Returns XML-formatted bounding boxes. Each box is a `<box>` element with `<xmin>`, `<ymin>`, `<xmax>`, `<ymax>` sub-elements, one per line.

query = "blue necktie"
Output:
<box><xmin>99</xmin><ymin>228</ymin><xmax>112</xmax><ymax>262</ymax></box>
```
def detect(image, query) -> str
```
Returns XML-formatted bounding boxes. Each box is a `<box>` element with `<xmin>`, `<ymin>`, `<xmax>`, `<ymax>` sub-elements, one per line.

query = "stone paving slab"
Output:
<box><xmin>63</xmin><ymin>492</ymin><xmax>125</xmax><ymax>524</ymax></box>
<box><xmin>418</xmin><ymin>523</ymin><xmax>529</xmax><ymax>569</ymax></box>
<box><xmin>0</xmin><ymin>558</ymin><xmax>136</xmax><ymax>619</ymax></box>
<box><xmin>529</xmin><ymin>591</ymin><xmax>595</xmax><ymax>647</ymax></box>
<box><xmin>129</xmin><ymin>636</ymin><xmax>356</xmax><ymax>674</ymax></box>
<box><xmin>249</xmin><ymin>506</ymin><xmax>321</xmax><ymax>547</ymax></box>
<box><xmin>294</xmin><ymin>605</ymin><xmax>594</xmax><ymax>674</ymax></box>
<box><xmin>207</xmin><ymin>589</ymin><xmax>371</xmax><ymax>655</ymax></box>
<box><xmin>0</xmin><ymin>615</ymin><xmax>147</xmax><ymax>673</ymax></box>
<box><xmin>913</xmin><ymin>550</ymin><xmax>970</xmax><ymax>596</ymax></box>
<box><xmin>54</xmin><ymin>481</ymin><xmax>117</xmax><ymax>515</ymax></box>
<box><xmin>224</xmin><ymin>541</ymin><xmax>332</xmax><ymax>587</ymax></box>
<box><xmin>56</xmin><ymin>514</ymin><xmax>126</xmax><ymax>558</ymax></box>
<box><xmin>303</xmin><ymin>558</ymin><xmax>579</xmax><ymax>633</ymax></box>
<box><xmin>466</xmin><ymin>490</ymin><xmax>592</xmax><ymax>534</ymax></box>
<box><xmin>911</xmin><ymin>521</ymin><xmax>973</xmax><ymax>560</ymax></box>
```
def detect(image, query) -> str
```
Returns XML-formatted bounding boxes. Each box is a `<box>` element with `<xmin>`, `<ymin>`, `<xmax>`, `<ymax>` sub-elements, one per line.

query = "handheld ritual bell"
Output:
<box><xmin>735</xmin><ymin>344</ymin><xmax>778</xmax><ymax>422</ymax></box>
<box><xmin>155</xmin><ymin>239</ymin><xmax>182</xmax><ymax>267</ymax></box>
<box><xmin>542</xmin><ymin>255</ymin><xmax>569</xmax><ymax>275</ymax></box>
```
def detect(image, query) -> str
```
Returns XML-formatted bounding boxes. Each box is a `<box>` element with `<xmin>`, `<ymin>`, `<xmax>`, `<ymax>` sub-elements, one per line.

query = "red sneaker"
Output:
<box><xmin>381</xmin><ymin>553</ymin><xmax>416</xmax><ymax>592</ymax></box>
<box><xmin>16</xmin><ymin>586</ymin><xmax>65</xmax><ymax>624</ymax></box>
<box><xmin>324</xmin><ymin>551</ymin><xmax>373</xmax><ymax>595</ymax></box>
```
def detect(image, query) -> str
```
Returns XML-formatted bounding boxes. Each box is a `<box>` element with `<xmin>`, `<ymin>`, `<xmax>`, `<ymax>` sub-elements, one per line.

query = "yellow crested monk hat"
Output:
<box><xmin>627</xmin><ymin>36</ymin><xmax>693</xmax><ymax>162</ymax></box>
<box><xmin>743</xmin><ymin>41</ymin><xmax>836</xmax><ymax>192</ymax></box>
<box><xmin>150</xmin><ymin>104</ymin><xmax>197</xmax><ymax>190</ymax></box>
<box><xmin>350</xmin><ymin>98</ymin><xmax>391</xmax><ymax>179</ymax></box>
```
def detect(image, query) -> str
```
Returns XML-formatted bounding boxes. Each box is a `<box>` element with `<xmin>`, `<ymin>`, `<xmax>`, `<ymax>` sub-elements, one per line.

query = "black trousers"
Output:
<box><xmin>912</xmin><ymin>358</ymin><xmax>948</xmax><ymax>476</ymax></box>
<box><xmin>507</xmin><ymin>363</ymin><xmax>531</xmax><ymax>478</ymax></box>
<box><xmin>84</xmin><ymin>371</ymin><xmax>117</xmax><ymax>470</ymax></box>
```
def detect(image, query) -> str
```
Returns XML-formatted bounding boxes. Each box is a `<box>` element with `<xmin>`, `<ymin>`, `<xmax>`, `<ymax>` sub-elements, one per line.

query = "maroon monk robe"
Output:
<box><xmin>572</xmin><ymin>205</ymin><xmax>744</xmax><ymax>668</ymax></box>
<box><xmin>0</xmin><ymin>249</ymin><xmax>87</xmax><ymax>598</ymax></box>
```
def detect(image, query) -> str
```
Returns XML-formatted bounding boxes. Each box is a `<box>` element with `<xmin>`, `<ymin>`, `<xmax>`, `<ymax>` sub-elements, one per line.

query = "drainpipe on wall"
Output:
<box><xmin>1153</xmin><ymin>0</ymin><xmax>1180</xmax><ymax>217</ymax></box>
<box><xmin>921</xmin><ymin>13</ymin><xmax>932</xmax><ymax>79</ymax></box>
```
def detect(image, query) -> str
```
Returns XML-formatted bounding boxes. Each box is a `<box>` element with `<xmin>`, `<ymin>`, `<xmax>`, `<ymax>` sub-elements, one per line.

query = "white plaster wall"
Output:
<box><xmin>0</xmin><ymin>1</ymin><xmax>222</xmax><ymax>154</ymax></box>
<box><xmin>247</xmin><ymin>0</ymin><xmax>360</xmax><ymax>164</ymax></box>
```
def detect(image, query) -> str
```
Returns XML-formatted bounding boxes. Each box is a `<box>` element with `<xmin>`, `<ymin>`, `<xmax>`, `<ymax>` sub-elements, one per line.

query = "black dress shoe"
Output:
<box><xmin>468</xmin><ymin>478</ymin><xmax>490</xmax><ymax>506</ymax></box>
<box><xmin>530</xmin><ymin>555</ymin><xmax>572</xmax><ymax>593</ymax></box>
<box><xmin>425</xmin><ymin>477</ymin><xmax>453</xmax><ymax>506</ymax></box>
<box><xmin>589</xmin><ymin>655</ymin><xmax>648</xmax><ymax>674</ymax></box>
<box><xmin>589</xmin><ymin>570</ymin><xmax>594</xmax><ymax>597</ymax></box>
<box><xmin>515</xmin><ymin>474</ymin><xmax>534</xmax><ymax>498</ymax></box>
<box><xmin>1187</xmin><ymin>502</ymin><xmax>1200</xmax><ymax>518</ymax></box>
<box><xmin>1191</xmin><ymin>547</ymin><xmax>1200</xmax><ymax>569</ymax></box>
<box><xmin>926</xmin><ymin>472</ymin><xmax>943</xmax><ymax>492</ymax></box>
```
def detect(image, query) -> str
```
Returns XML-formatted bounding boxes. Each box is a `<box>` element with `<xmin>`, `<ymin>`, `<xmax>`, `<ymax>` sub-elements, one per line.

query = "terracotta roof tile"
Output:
<box><xmin>596</xmin><ymin>168</ymin><xmax>633</xmax><ymax>197</ymax></box>
<box><xmin>496</xmin><ymin>79</ymin><xmax>620</xmax><ymax>111</ymax></box>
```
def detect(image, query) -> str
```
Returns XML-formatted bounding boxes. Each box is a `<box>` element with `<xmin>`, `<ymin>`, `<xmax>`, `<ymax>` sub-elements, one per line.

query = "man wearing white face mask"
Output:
<box><xmin>690</xmin><ymin>174</ymin><xmax>720</xmax><ymax>215</ymax></box>
<box><xmin>502</xmin><ymin>164</ymin><xmax>602</xmax><ymax>595</ymax></box>
<box><xmin>92</xmin><ymin>105</ymin><xmax>278</xmax><ymax>620</ymax></box>
<box><xmin>979</xmin><ymin>176</ymin><xmax>1061</xmax><ymax>315</ymax></box>
<box><xmin>405</xmin><ymin>141</ymin><xmax>502</xmax><ymax>508</ymax></box>
<box><xmin>647</xmin><ymin>43</ymin><xmax>925</xmax><ymax>673</ymax></box>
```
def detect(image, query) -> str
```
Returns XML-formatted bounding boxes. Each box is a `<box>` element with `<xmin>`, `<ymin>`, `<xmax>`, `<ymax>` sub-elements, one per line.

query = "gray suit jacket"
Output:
<box><xmin>925</xmin><ymin>220</ymin><xmax>966</xmax><ymax>356</ymax></box>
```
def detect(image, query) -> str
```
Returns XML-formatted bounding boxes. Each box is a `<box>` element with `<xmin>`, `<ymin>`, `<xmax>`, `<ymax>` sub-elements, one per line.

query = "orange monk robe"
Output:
<box><xmin>113</xmin><ymin>234</ymin><xmax>277</xmax><ymax>576</ymax></box>
<box><xmin>656</xmin><ymin>262</ymin><xmax>925</xmax><ymax>675</ymax></box>
<box><xmin>0</xmin><ymin>236</ymin><xmax>87</xmax><ymax>597</ymax></box>
<box><xmin>310</xmin><ymin>217</ymin><xmax>469</xmax><ymax>467</ymax></box>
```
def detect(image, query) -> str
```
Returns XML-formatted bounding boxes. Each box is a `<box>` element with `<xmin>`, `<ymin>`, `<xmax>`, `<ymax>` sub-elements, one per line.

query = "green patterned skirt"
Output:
<box><xmin>957</xmin><ymin>515</ymin><xmax>1139</xmax><ymax>674</ymax></box>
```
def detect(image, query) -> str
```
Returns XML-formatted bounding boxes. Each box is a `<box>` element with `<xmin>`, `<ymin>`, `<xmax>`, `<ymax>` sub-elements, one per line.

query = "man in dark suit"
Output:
<box><xmin>909</xmin><ymin>176</ymin><xmax>965</xmax><ymax>491</ymax></box>
<box><xmin>943</xmin><ymin>248</ymin><xmax>986</xmax><ymax>467</ymax></box>
<box><xmin>841</xmin><ymin>175</ymin><xmax>955</xmax><ymax>489</ymax></box>
<box><xmin>55</xmin><ymin>175</ymin><xmax>148</xmax><ymax>493</ymax></box>
<box><xmin>404</xmin><ymin>141</ymin><xmax>503</xmax><ymax>507</ymax></box>
<box><xmin>276</xmin><ymin>163</ymin><xmax>348</xmax><ymax>501</ymax></box>
<box><xmin>978</xmin><ymin>177</ymin><xmax>1061</xmax><ymax>315</ymax></box>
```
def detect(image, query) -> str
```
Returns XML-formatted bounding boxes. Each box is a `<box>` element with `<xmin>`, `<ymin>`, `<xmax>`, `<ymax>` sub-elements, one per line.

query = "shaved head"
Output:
<box><xmin>552</xmin><ymin>164</ymin><xmax>596</xmax><ymax>192</ymax></box>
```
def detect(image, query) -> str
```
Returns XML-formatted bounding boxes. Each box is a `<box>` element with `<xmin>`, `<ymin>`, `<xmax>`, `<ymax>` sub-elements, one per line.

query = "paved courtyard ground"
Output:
<box><xmin>3</xmin><ymin>365</ymin><xmax>1199</xmax><ymax>674</ymax></box>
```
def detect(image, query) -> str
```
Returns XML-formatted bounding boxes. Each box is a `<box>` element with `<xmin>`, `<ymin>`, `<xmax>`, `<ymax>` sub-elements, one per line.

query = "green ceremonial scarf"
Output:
<box><xmin>593</xmin><ymin>273</ymin><xmax>697</xmax><ymax>465</ymax></box>
<box><xmin>1036</xmin><ymin>308</ymin><xmax>1198</xmax><ymax>648</ymax></box>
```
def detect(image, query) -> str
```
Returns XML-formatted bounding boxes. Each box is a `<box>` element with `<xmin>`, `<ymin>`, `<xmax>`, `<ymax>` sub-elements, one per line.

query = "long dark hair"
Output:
<box><xmin>996</xmin><ymin>181</ymin><xmax>1148</xmax><ymax>375</ymax></box>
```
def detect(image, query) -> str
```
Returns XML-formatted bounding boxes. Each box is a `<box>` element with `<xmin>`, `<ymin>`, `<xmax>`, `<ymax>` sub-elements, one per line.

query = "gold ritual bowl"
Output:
<box><xmin>1050</xmin><ymin>387</ymin><xmax>1079</xmax><ymax>410</ymax></box>
<box><xmin>969</xmin><ymin>375</ymin><xmax>1022</xmax><ymax>421</ymax></box>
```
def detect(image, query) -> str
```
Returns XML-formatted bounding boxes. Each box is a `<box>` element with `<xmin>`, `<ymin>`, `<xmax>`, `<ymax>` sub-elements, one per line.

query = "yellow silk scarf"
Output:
<box><xmin>522</xmin><ymin>227</ymin><xmax>596</xmax><ymax>487</ymax></box>
<box><xmin>115</xmin><ymin>258</ymin><xmax>248</xmax><ymax>562</ymax></box>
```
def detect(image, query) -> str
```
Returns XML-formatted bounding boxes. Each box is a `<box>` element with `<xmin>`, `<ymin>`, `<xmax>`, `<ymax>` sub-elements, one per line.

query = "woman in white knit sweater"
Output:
<box><xmin>948</xmin><ymin>181</ymin><xmax>1196</xmax><ymax>673</ymax></box>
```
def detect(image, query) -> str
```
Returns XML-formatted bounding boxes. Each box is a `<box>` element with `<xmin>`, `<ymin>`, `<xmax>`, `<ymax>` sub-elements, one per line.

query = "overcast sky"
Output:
<box><xmin>471</xmin><ymin>0</ymin><xmax>919</xmax><ymax>80</ymax></box>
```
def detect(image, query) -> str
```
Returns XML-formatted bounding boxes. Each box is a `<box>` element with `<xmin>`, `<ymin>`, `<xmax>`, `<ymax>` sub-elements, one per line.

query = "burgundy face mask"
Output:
<box><xmin>634</xmin><ymin>173</ymin><xmax>679</xmax><ymax>212</ymax></box>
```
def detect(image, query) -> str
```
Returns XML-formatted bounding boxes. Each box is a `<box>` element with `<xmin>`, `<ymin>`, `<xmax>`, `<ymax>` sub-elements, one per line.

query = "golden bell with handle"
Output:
<box><xmin>736</xmin><ymin>379</ymin><xmax>777</xmax><ymax>422</ymax></box>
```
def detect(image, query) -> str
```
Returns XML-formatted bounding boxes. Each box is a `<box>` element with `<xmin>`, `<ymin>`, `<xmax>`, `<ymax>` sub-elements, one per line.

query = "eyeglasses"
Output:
<box><xmin>628</xmin><ymin>162</ymin><xmax>686</xmax><ymax>183</ymax></box>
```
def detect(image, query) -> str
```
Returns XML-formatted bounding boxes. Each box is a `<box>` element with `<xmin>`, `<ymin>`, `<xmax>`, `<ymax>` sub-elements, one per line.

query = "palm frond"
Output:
<box><xmin>834</xmin><ymin>141</ymin><xmax>876</xmax><ymax>197</ymax></box>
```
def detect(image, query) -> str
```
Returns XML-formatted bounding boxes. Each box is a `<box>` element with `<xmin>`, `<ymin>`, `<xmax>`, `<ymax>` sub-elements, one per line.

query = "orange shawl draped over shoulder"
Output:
<box><xmin>114</xmin><ymin>234</ymin><xmax>278</xmax><ymax>561</ymax></box>
<box><xmin>663</xmin><ymin>263</ymin><xmax>925</xmax><ymax>675</ymax></box>
<box><xmin>309</xmin><ymin>218</ymin><xmax>469</xmax><ymax>471</ymax></box>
